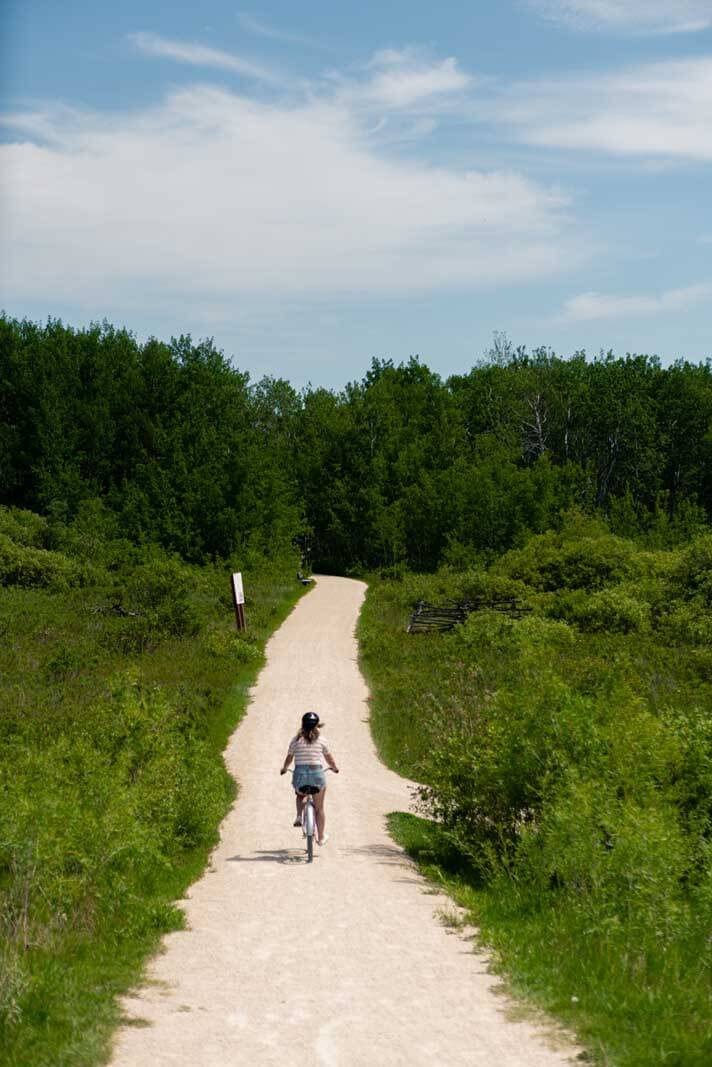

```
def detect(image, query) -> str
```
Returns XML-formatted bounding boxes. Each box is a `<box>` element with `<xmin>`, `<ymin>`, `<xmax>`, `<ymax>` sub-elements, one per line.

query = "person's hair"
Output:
<box><xmin>298</xmin><ymin>723</ymin><xmax>324</xmax><ymax>744</ymax></box>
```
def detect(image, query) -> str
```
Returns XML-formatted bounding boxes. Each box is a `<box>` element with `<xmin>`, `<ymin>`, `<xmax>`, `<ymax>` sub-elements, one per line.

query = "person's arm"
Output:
<box><xmin>325</xmin><ymin>751</ymin><xmax>339</xmax><ymax>773</ymax></box>
<box><xmin>280</xmin><ymin>752</ymin><xmax>294</xmax><ymax>775</ymax></box>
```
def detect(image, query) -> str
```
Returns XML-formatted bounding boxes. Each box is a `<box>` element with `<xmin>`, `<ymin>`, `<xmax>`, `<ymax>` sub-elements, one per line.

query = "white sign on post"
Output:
<box><xmin>232</xmin><ymin>572</ymin><xmax>245</xmax><ymax>605</ymax></box>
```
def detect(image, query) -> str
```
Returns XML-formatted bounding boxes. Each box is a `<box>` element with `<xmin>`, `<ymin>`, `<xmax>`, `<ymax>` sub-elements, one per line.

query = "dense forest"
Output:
<box><xmin>2</xmin><ymin>313</ymin><xmax>712</xmax><ymax>1065</ymax></box>
<box><xmin>2</xmin><ymin>315</ymin><xmax>712</xmax><ymax>567</ymax></box>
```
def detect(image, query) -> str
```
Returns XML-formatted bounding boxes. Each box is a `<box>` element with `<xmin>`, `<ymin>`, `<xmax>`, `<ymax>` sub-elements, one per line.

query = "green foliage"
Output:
<box><xmin>361</xmin><ymin>519</ymin><xmax>712</xmax><ymax>1065</ymax></box>
<box><xmin>0</xmin><ymin>318</ymin><xmax>303</xmax><ymax>562</ymax></box>
<box><xmin>0</xmin><ymin>533</ymin><xmax>83</xmax><ymax>590</ymax></box>
<box><xmin>551</xmin><ymin>587</ymin><xmax>651</xmax><ymax>633</ymax></box>
<box><xmin>494</xmin><ymin>520</ymin><xmax>639</xmax><ymax>591</ymax></box>
<box><xmin>6</xmin><ymin>310</ymin><xmax>712</xmax><ymax>1062</ymax></box>
<box><xmin>673</xmin><ymin>534</ymin><xmax>712</xmax><ymax>602</ymax></box>
<box><xmin>0</xmin><ymin>507</ymin><xmax>304</xmax><ymax>1066</ymax></box>
<box><xmin>5</xmin><ymin>316</ymin><xmax>712</xmax><ymax>573</ymax></box>
<box><xmin>516</xmin><ymin>777</ymin><xmax>691</xmax><ymax>933</ymax></box>
<box><xmin>0</xmin><ymin>507</ymin><xmax>49</xmax><ymax>548</ymax></box>
<box><xmin>119</xmin><ymin>556</ymin><xmax>201</xmax><ymax>639</ymax></box>
<box><xmin>202</xmin><ymin>628</ymin><xmax>263</xmax><ymax>664</ymax></box>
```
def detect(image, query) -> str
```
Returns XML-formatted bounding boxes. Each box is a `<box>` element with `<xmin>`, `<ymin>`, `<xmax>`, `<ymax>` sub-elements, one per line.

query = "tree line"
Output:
<box><xmin>2</xmin><ymin>315</ymin><xmax>711</xmax><ymax>569</ymax></box>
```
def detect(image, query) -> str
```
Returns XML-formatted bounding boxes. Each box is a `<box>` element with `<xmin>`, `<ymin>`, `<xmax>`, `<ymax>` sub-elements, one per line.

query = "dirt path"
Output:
<box><xmin>110</xmin><ymin>576</ymin><xmax>577</xmax><ymax>1067</ymax></box>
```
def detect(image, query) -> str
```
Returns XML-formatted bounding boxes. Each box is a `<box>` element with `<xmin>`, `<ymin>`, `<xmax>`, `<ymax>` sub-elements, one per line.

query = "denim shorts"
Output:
<box><xmin>293</xmin><ymin>765</ymin><xmax>326</xmax><ymax>793</ymax></box>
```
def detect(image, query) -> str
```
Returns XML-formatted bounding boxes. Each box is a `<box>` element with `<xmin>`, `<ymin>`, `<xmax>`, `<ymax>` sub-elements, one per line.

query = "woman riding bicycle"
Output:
<box><xmin>280</xmin><ymin>712</ymin><xmax>339</xmax><ymax>846</ymax></box>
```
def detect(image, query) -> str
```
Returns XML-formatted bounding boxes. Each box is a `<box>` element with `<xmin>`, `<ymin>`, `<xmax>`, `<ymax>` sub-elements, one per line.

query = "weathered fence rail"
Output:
<box><xmin>407</xmin><ymin>597</ymin><xmax>531</xmax><ymax>633</ymax></box>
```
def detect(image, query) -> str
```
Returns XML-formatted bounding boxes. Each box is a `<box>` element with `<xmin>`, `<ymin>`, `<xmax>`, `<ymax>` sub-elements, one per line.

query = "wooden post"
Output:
<box><xmin>231</xmin><ymin>572</ymin><xmax>246</xmax><ymax>631</ymax></box>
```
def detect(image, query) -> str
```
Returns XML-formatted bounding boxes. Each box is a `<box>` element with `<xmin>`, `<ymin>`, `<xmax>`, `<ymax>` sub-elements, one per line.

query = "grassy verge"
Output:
<box><xmin>360</xmin><ymin>522</ymin><xmax>712</xmax><ymax>1067</ymax></box>
<box><xmin>0</xmin><ymin>507</ymin><xmax>307</xmax><ymax>1067</ymax></box>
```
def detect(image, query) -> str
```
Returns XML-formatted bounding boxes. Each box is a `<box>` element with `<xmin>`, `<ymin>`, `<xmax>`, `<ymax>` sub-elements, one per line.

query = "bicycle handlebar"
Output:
<box><xmin>285</xmin><ymin>766</ymin><xmax>334</xmax><ymax>774</ymax></box>
<box><xmin>282</xmin><ymin>766</ymin><xmax>337</xmax><ymax>776</ymax></box>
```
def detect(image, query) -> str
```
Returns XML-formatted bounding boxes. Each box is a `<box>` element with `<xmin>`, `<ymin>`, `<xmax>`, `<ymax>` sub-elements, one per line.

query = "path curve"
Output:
<box><xmin>110</xmin><ymin>576</ymin><xmax>577</xmax><ymax>1067</ymax></box>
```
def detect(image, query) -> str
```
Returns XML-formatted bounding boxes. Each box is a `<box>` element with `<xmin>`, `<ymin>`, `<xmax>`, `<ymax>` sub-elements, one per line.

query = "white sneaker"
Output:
<box><xmin>317</xmin><ymin>834</ymin><xmax>329</xmax><ymax>846</ymax></box>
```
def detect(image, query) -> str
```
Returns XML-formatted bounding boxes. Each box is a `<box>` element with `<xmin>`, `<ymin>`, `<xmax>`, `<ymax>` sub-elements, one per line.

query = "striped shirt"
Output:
<box><xmin>288</xmin><ymin>734</ymin><xmax>330</xmax><ymax>768</ymax></box>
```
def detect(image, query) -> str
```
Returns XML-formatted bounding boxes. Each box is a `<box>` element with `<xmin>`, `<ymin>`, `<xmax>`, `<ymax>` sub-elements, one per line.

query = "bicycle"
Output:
<box><xmin>289</xmin><ymin>767</ymin><xmax>332</xmax><ymax>862</ymax></box>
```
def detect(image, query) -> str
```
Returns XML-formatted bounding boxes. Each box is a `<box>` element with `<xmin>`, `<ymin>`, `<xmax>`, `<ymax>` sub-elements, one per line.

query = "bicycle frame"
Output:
<box><xmin>302</xmin><ymin>793</ymin><xmax>317</xmax><ymax>862</ymax></box>
<box><xmin>289</xmin><ymin>768</ymin><xmax>331</xmax><ymax>862</ymax></box>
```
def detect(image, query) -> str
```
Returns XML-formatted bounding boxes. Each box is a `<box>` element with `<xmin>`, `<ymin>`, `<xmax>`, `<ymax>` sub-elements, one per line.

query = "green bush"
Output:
<box><xmin>551</xmin><ymin>587</ymin><xmax>651</xmax><ymax>633</ymax></box>
<box><xmin>0</xmin><ymin>507</ymin><xmax>49</xmax><ymax>548</ymax></box>
<box><xmin>360</xmin><ymin>520</ymin><xmax>712</xmax><ymax>1065</ymax></box>
<box><xmin>456</xmin><ymin>610</ymin><xmax>574</xmax><ymax>652</ymax></box>
<box><xmin>415</xmin><ymin>666</ymin><xmax>604</xmax><ymax>870</ymax></box>
<box><xmin>659</xmin><ymin>601</ymin><xmax>712</xmax><ymax>646</ymax></box>
<box><xmin>0</xmin><ymin>534</ymin><xmax>82</xmax><ymax>590</ymax></box>
<box><xmin>514</xmin><ymin>776</ymin><xmax>691</xmax><ymax>941</ymax></box>
<box><xmin>497</xmin><ymin>531</ymin><xmax>638</xmax><ymax>592</ymax></box>
<box><xmin>672</xmin><ymin>534</ymin><xmax>712</xmax><ymax>604</ymax></box>
<box><xmin>202</xmin><ymin>628</ymin><xmax>263</xmax><ymax>664</ymax></box>
<box><xmin>0</xmin><ymin>507</ymin><xmax>304</xmax><ymax>1064</ymax></box>
<box><xmin>115</xmin><ymin>556</ymin><xmax>201</xmax><ymax>640</ymax></box>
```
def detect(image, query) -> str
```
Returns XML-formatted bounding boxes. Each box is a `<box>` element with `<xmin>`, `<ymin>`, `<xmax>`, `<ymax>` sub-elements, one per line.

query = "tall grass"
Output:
<box><xmin>0</xmin><ymin>507</ymin><xmax>306</xmax><ymax>1067</ymax></box>
<box><xmin>360</xmin><ymin>515</ymin><xmax>712</xmax><ymax>1066</ymax></box>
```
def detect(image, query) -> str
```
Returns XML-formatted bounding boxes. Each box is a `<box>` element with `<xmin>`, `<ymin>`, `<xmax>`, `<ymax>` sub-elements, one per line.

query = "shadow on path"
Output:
<box><xmin>345</xmin><ymin>843</ymin><xmax>410</xmax><ymax>864</ymax></box>
<box><xmin>226</xmin><ymin>849</ymin><xmax>307</xmax><ymax>865</ymax></box>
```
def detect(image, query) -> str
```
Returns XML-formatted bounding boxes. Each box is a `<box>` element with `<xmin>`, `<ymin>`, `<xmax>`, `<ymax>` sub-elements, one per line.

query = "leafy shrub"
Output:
<box><xmin>115</xmin><ymin>556</ymin><xmax>200</xmax><ymax>640</ymax></box>
<box><xmin>497</xmin><ymin>531</ymin><xmax>638</xmax><ymax>592</ymax></box>
<box><xmin>456</xmin><ymin>610</ymin><xmax>574</xmax><ymax>652</ymax></box>
<box><xmin>202</xmin><ymin>628</ymin><xmax>263</xmax><ymax>664</ymax></box>
<box><xmin>362</xmin><ymin>523</ymin><xmax>712</xmax><ymax>1066</ymax></box>
<box><xmin>551</xmin><ymin>587</ymin><xmax>651</xmax><ymax>634</ymax></box>
<box><xmin>455</xmin><ymin>569</ymin><xmax>531</xmax><ymax>604</ymax></box>
<box><xmin>657</xmin><ymin>598</ymin><xmax>712</xmax><ymax>646</ymax></box>
<box><xmin>665</xmin><ymin>707</ymin><xmax>712</xmax><ymax>838</ymax></box>
<box><xmin>672</xmin><ymin>534</ymin><xmax>712</xmax><ymax>604</ymax></box>
<box><xmin>0</xmin><ymin>673</ymin><xmax>231</xmax><ymax>969</ymax></box>
<box><xmin>43</xmin><ymin>644</ymin><xmax>84</xmax><ymax>682</ymax></box>
<box><xmin>416</xmin><ymin>670</ymin><xmax>604</xmax><ymax>871</ymax></box>
<box><xmin>514</xmin><ymin>776</ymin><xmax>691</xmax><ymax>941</ymax></box>
<box><xmin>103</xmin><ymin>615</ymin><xmax>162</xmax><ymax>655</ymax></box>
<box><xmin>0</xmin><ymin>534</ymin><xmax>81</xmax><ymax>590</ymax></box>
<box><xmin>0</xmin><ymin>507</ymin><xmax>49</xmax><ymax>548</ymax></box>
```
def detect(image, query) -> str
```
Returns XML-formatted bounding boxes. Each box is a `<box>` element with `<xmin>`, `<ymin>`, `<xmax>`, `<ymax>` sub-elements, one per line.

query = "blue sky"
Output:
<box><xmin>1</xmin><ymin>1</ymin><xmax>711</xmax><ymax>386</ymax></box>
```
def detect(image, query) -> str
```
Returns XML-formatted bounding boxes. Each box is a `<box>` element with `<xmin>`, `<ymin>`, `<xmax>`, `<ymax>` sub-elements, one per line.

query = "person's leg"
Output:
<box><xmin>314</xmin><ymin>787</ymin><xmax>326</xmax><ymax>841</ymax></box>
<box><xmin>295</xmin><ymin>791</ymin><xmax>305</xmax><ymax>824</ymax></box>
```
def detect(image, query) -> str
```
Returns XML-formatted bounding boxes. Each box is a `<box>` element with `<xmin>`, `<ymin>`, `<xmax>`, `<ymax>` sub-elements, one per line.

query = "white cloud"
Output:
<box><xmin>530</xmin><ymin>1</ymin><xmax>712</xmax><ymax>34</ymax></box>
<box><xmin>491</xmin><ymin>57</ymin><xmax>712</xmax><ymax>160</ymax></box>
<box><xmin>357</xmin><ymin>50</ymin><xmax>472</xmax><ymax>109</ymax></box>
<box><xmin>562</xmin><ymin>281</ymin><xmax>712</xmax><ymax>320</ymax></box>
<box><xmin>129</xmin><ymin>32</ymin><xmax>281</xmax><ymax>85</ymax></box>
<box><xmin>0</xmin><ymin>80</ymin><xmax>574</xmax><ymax>313</ymax></box>
<box><xmin>236</xmin><ymin>12</ymin><xmax>330</xmax><ymax>51</ymax></box>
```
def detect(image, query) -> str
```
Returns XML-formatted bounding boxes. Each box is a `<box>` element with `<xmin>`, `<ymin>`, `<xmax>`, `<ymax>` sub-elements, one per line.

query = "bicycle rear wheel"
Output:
<box><xmin>305</xmin><ymin>802</ymin><xmax>315</xmax><ymax>862</ymax></box>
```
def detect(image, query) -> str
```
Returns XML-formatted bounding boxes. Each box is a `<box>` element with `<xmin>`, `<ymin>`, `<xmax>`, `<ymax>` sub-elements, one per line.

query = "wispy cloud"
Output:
<box><xmin>129</xmin><ymin>32</ymin><xmax>281</xmax><ymax>85</ymax></box>
<box><xmin>130</xmin><ymin>36</ymin><xmax>469</xmax><ymax>115</ymax></box>
<box><xmin>0</xmin><ymin>77</ymin><xmax>576</xmax><ymax>314</ymax></box>
<box><xmin>488</xmin><ymin>56</ymin><xmax>712</xmax><ymax>160</ymax></box>
<box><xmin>529</xmin><ymin>1</ymin><xmax>712</xmax><ymax>34</ymax></box>
<box><xmin>357</xmin><ymin>50</ymin><xmax>472</xmax><ymax>109</ymax></box>
<box><xmin>562</xmin><ymin>281</ymin><xmax>712</xmax><ymax>320</ymax></box>
<box><xmin>236</xmin><ymin>12</ymin><xmax>330</xmax><ymax>51</ymax></box>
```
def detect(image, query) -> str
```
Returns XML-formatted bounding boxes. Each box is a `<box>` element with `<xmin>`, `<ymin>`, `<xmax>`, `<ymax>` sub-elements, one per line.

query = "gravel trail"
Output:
<box><xmin>110</xmin><ymin>575</ymin><xmax>578</xmax><ymax>1067</ymax></box>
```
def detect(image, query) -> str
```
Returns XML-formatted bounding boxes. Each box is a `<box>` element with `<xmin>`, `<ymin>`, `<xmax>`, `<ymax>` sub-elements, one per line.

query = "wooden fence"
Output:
<box><xmin>407</xmin><ymin>597</ymin><xmax>531</xmax><ymax>633</ymax></box>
